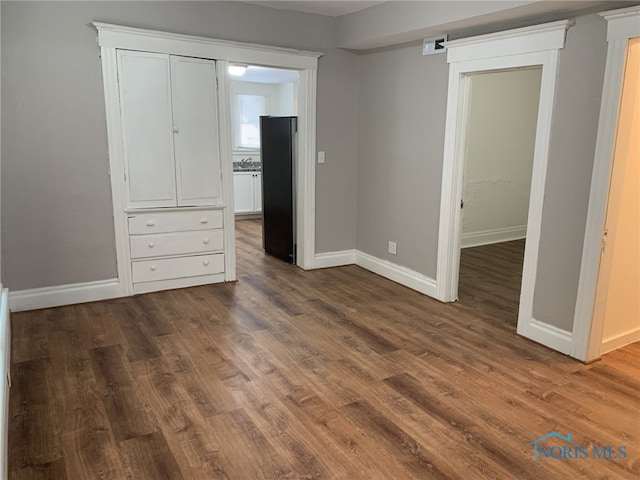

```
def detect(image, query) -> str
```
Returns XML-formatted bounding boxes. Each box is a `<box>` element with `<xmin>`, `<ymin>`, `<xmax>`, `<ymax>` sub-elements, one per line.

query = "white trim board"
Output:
<box><xmin>314</xmin><ymin>250</ymin><xmax>356</xmax><ymax>269</ymax></box>
<box><xmin>435</xmin><ymin>19</ymin><xmax>570</xmax><ymax>356</ymax></box>
<box><xmin>355</xmin><ymin>251</ymin><xmax>438</xmax><ymax>298</ymax></box>
<box><xmin>9</xmin><ymin>250</ymin><xmax>431</xmax><ymax>311</ymax></box>
<box><xmin>521</xmin><ymin>318</ymin><xmax>573</xmax><ymax>355</ymax></box>
<box><xmin>461</xmin><ymin>226</ymin><xmax>526</xmax><ymax>249</ymax></box>
<box><xmin>600</xmin><ymin>329</ymin><xmax>640</xmax><ymax>355</ymax></box>
<box><xmin>571</xmin><ymin>6</ymin><xmax>640</xmax><ymax>362</ymax></box>
<box><xmin>8</xmin><ymin>279</ymin><xmax>122</xmax><ymax>312</ymax></box>
<box><xmin>314</xmin><ymin>249</ymin><xmax>437</xmax><ymax>298</ymax></box>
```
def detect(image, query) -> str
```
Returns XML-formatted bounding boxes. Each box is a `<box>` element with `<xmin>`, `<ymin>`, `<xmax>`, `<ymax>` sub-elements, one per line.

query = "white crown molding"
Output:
<box><xmin>445</xmin><ymin>20</ymin><xmax>571</xmax><ymax>63</ymax></box>
<box><xmin>92</xmin><ymin>22</ymin><xmax>323</xmax><ymax>70</ymax></box>
<box><xmin>600</xmin><ymin>6</ymin><xmax>640</xmax><ymax>41</ymax></box>
<box><xmin>600</xmin><ymin>5</ymin><xmax>640</xmax><ymax>20</ymax></box>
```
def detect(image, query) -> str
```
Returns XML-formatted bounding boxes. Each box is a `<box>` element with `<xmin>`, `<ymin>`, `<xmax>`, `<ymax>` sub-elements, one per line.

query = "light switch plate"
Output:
<box><xmin>318</xmin><ymin>151</ymin><xmax>326</xmax><ymax>164</ymax></box>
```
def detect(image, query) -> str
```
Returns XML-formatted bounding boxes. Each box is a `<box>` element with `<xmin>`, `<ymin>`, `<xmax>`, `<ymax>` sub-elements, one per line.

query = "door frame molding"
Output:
<box><xmin>571</xmin><ymin>6</ymin><xmax>640</xmax><ymax>362</ymax></box>
<box><xmin>94</xmin><ymin>23</ymin><xmax>322</xmax><ymax>296</ymax></box>
<box><xmin>435</xmin><ymin>20</ymin><xmax>571</xmax><ymax>352</ymax></box>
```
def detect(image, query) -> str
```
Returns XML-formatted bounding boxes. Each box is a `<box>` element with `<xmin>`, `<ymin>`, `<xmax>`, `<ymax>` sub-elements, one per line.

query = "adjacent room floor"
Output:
<box><xmin>8</xmin><ymin>219</ymin><xmax>639</xmax><ymax>479</ymax></box>
<box><xmin>458</xmin><ymin>239</ymin><xmax>525</xmax><ymax>327</ymax></box>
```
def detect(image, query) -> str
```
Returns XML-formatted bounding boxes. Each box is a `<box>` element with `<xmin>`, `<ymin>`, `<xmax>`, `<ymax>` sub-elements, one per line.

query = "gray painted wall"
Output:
<box><xmin>1</xmin><ymin>1</ymin><xmax>359</xmax><ymax>290</ymax></box>
<box><xmin>533</xmin><ymin>14</ymin><xmax>608</xmax><ymax>332</ymax></box>
<box><xmin>356</xmin><ymin>42</ymin><xmax>449</xmax><ymax>277</ymax></box>
<box><xmin>315</xmin><ymin>46</ymin><xmax>359</xmax><ymax>253</ymax></box>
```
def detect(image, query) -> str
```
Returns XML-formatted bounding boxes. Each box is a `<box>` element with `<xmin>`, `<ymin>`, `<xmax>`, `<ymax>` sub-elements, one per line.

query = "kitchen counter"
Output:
<box><xmin>233</xmin><ymin>161</ymin><xmax>262</xmax><ymax>172</ymax></box>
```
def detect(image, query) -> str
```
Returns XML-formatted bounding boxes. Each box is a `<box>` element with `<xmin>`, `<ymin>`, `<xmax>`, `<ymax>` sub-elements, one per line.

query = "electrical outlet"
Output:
<box><xmin>318</xmin><ymin>151</ymin><xmax>326</xmax><ymax>164</ymax></box>
<box><xmin>388</xmin><ymin>241</ymin><xmax>397</xmax><ymax>255</ymax></box>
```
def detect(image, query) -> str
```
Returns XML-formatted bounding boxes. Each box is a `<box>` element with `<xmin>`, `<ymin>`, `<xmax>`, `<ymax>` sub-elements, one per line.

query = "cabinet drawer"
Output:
<box><xmin>130</xmin><ymin>229</ymin><xmax>223</xmax><ymax>259</ymax></box>
<box><xmin>131</xmin><ymin>254</ymin><xmax>224</xmax><ymax>283</ymax></box>
<box><xmin>128</xmin><ymin>210</ymin><xmax>223</xmax><ymax>234</ymax></box>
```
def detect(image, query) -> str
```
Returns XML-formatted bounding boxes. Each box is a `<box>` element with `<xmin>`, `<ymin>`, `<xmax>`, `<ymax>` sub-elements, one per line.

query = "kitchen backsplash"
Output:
<box><xmin>233</xmin><ymin>152</ymin><xmax>261</xmax><ymax>171</ymax></box>
<box><xmin>233</xmin><ymin>152</ymin><xmax>260</xmax><ymax>164</ymax></box>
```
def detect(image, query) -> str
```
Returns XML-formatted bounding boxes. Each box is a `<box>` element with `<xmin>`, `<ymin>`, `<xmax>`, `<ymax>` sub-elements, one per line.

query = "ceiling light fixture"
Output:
<box><xmin>228</xmin><ymin>64</ymin><xmax>248</xmax><ymax>77</ymax></box>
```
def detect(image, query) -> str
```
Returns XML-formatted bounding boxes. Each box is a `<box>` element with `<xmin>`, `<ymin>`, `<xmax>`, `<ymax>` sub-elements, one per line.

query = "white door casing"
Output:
<box><xmin>435</xmin><ymin>20</ymin><xmax>572</xmax><ymax>353</ymax></box>
<box><xmin>572</xmin><ymin>6</ymin><xmax>640</xmax><ymax>362</ymax></box>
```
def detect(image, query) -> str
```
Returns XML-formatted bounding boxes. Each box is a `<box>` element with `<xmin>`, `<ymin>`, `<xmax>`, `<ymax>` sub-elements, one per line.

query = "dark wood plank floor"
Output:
<box><xmin>9</xmin><ymin>219</ymin><xmax>640</xmax><ymax>479</ymax></box>
<box><xmin>459</xmin><ymin>239</ymin><xmax>525</xmax><ymax>326</ymax></box>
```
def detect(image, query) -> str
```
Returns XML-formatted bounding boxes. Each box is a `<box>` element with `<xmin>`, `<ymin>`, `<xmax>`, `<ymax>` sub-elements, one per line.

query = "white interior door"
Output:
<box><xmin>233</xmin><ymin>172</ymin><xmax>255</xmax><ymax>213</ymax></box>
<box><xmin>171</xmin><ymin>56</ymin><xmax>222</xmax><ymax>206</ymax></box>
<box><xmin>117</xmin><ymin>50</ymin><xmax>176</xmax><ymax>208</ymax></box>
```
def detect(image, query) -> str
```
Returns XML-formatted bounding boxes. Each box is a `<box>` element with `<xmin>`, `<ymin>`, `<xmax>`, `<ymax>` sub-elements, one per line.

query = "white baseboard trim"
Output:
<box><xmin>354</xmin><ymin>250</ymin><xmax>438</xmax><ymax>298</ymax></box>
<box><xmin>9</xmin><ymin>278</ymin><xmax>122</xmax><ymax>312</ymax></box>
<box><xmin>600</xmin><ymin>328</ymin><xmax>640</xmax><ymax>355</ymax></box>
<box><xmin>518</xmin><ymin>318</ymin><xmax>572</xmax><ymax>355</ymax></box>
<box><xmin>314</xmin><ymin>250</ymin><xmax>356</xmax><ymax>269</ymax></box>
<box><xmin>461</xmin><ymin>225</ymin><xmax>527</xmax><ymax>249</ymax></box>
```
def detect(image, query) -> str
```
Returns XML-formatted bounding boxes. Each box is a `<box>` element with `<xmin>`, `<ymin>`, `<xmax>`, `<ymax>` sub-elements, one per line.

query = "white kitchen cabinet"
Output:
<box><xmin>234</xmin><ymin>172</ymin><xmax>262</xmax><ymax>214</ymax></box>
<box><xmin>117</xmin><ymin>50</ymin><xmax>222</xmax><ymax>209</ymax></box>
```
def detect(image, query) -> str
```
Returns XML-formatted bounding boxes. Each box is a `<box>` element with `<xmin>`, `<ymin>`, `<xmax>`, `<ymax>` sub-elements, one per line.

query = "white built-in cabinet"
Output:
<box><xmin>95</xmin><ymin>22</ymin><xmax>321</xmax><ymax>294</ymax></box>
<box><xmin>233</xmin><ymin>172</ymin><xmax>262</xmax><ymax>214</ymax></box>
<box><xmin>118</xmin><ymin>51</ymin><xmax>222</xmax><ymax>208</ymax></box>
<box><xmin>116</xmin><ymin>49</ymin><xmax>225</xmax><ymax>294</ymax></box>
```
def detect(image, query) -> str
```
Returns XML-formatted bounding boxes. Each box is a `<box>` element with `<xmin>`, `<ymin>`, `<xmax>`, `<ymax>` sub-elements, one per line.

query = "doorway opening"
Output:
<box><xmin>458</xmin><ymin>67</ymin><xmax>542</xmax><ymax>326</ymax></box>
<box><xmin>227</xmin><ymin>65</ymin><xmax>299</xmax><ymax>266</ymax></box>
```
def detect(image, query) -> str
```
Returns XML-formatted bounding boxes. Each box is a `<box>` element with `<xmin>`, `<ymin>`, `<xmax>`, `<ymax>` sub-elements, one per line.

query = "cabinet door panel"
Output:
<box><xmin>234</xmin><ymin>173</ymin><xmax>255</xmax><ymax>213</ymax></box>
<box><xmin>171</xmin><ymin>57</ymin><xmax>221</xmax><ymax>206</ymax></box>
<box><xmin>254</xmin><ymin>173</ymin><xmax>263</xmax><ymax>213</ymax></box>
<box><xmin>118</xmin><ymin>51</ymin><xmax>176</xmax><ymax>207</ymax></box>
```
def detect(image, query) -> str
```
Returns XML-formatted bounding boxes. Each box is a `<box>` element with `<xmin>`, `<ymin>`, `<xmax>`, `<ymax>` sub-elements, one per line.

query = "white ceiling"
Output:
<box><xmin>247</xmin><ymin>1</ymin><xmax>385</xmax><ymax>17</ymax></box>
<box><xmin>231</xmin><ymin>65</ymin><xmax>300</xmax><ymax>84</ymax></box>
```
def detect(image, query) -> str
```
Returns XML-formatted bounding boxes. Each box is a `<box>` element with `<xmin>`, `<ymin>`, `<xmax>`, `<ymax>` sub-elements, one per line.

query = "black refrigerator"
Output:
<box><xmin>260</xmin><ymin>116</ymin><xmax>297</xmax><ymax>264</ymax></box>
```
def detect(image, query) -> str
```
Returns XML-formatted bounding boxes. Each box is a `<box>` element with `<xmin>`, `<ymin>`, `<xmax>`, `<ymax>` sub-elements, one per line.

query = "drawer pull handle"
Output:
<box><xmin>150</xmin><ymin>266</ymin><xmax>157</xmax><ymax>271</ymax></box>
<box><xmin>203</xmin><ymin>260</ymin><xmax>210</xmax><ymax>266</ymax></box>
<box><xmin>146</xmin><ymin>220</ymin><xmax>156</xmax><ymax>227</ymax></box>
<box><xmin>203</xmin><ymin>238</ymin><xmax>210</xmax><ymax>245</ymax></box>
<box><xmin>148</xmin><ymin>242</ymin><xmax>155</xmax><ymax>248</ymax></box>
<box><xmin>200</xmin><ymin>218</ymin><xmax>208</xmax><ymax>224</ymax></box>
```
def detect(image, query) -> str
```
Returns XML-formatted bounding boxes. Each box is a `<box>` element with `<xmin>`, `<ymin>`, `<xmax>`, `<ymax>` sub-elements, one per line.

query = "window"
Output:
<box><xmin>234</xmin><ymin>94</ymin><xmax>266</xmax><ymax>149</ymax></box>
